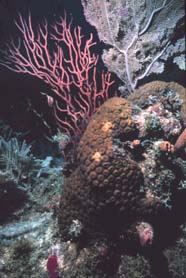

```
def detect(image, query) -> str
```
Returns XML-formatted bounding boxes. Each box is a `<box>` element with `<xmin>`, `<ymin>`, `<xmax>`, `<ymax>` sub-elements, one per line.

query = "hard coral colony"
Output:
<box><xmin>58</xmin><ymin>80</ymin><xmax>186</xmax><ymax>275</ymax></box>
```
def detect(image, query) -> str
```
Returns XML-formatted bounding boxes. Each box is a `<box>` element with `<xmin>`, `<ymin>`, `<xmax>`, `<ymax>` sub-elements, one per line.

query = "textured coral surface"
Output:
<box><xmin>128</xmin><ymin>81</ymin><xmax>186</xmax><ymax>126</ymax></box>
<box><xmin>58</xmin><ymin>98</ymin><xmax>160</xmax><ymax>241</ymax></box>
<box><xmin>58</xmin><ymin>85</ymin><xmax>186</xmax><ymax>277</ymax></box>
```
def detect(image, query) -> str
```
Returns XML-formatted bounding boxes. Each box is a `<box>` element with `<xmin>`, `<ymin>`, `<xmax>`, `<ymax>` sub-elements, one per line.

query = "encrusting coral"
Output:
<box><xmin>128</xmin><ymin>81</ymin><xmax>186</xmax><ymax>157</ymax></box>
<box><xmin>128</xmin><ymin>81</ymin><xmax>186</xmax><ymax>127</ymax></box>
<box><xmin>58</xmin><ymin>97</ymin><xmax>163</xmax><ymax>244</ymax></box>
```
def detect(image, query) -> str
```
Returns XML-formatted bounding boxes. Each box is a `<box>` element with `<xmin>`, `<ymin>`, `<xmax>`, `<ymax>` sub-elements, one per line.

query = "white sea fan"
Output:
<box><xmin>82</xmin><ymin>0</ymin><xmax>185</xmax><ymax>93</ymax></box>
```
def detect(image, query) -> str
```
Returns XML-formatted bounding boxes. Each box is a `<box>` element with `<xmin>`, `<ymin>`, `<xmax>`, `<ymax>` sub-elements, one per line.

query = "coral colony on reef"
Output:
<box><xmin>57</xmin><ymin>80</ymin><xmax>186</xmax><ymax>276</ymax></box>
<box><xmin>58</xmin><ymin>81</ymin><xmax>186</xmax><ymax>244</ymax></box>
<box><xmin>0</xmin><ymin>0</ymin><xmax>185</xmax><ymax>277</ymax></box>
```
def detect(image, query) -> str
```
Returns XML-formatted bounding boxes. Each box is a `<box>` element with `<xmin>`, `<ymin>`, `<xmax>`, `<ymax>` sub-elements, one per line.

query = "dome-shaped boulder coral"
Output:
<box><xmin>58</xmin><ymin>97</ymin><xmax>162</xmax><ymax>242</ymax></box>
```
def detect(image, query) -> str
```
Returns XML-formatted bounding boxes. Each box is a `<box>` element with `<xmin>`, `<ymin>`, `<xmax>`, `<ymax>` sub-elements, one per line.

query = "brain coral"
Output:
<box><xmin>58</xmin><ymin>97</ymin><xmax>161</xmax><ymax>242</ymax></box>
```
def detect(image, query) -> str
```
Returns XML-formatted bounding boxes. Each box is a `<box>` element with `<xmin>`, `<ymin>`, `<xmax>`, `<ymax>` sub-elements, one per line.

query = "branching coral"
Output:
<box><xmin>0</xmin><ymin>12</ymin><xmax>115</xmax><ymax>140</ymax></box>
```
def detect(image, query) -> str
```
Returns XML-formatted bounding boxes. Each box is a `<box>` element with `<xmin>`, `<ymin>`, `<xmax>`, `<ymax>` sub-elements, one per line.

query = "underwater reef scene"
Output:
<box><xmin>0</xmin><ymin>0</ymin><xmax>185</xmax><ymax>277</ymax></box>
